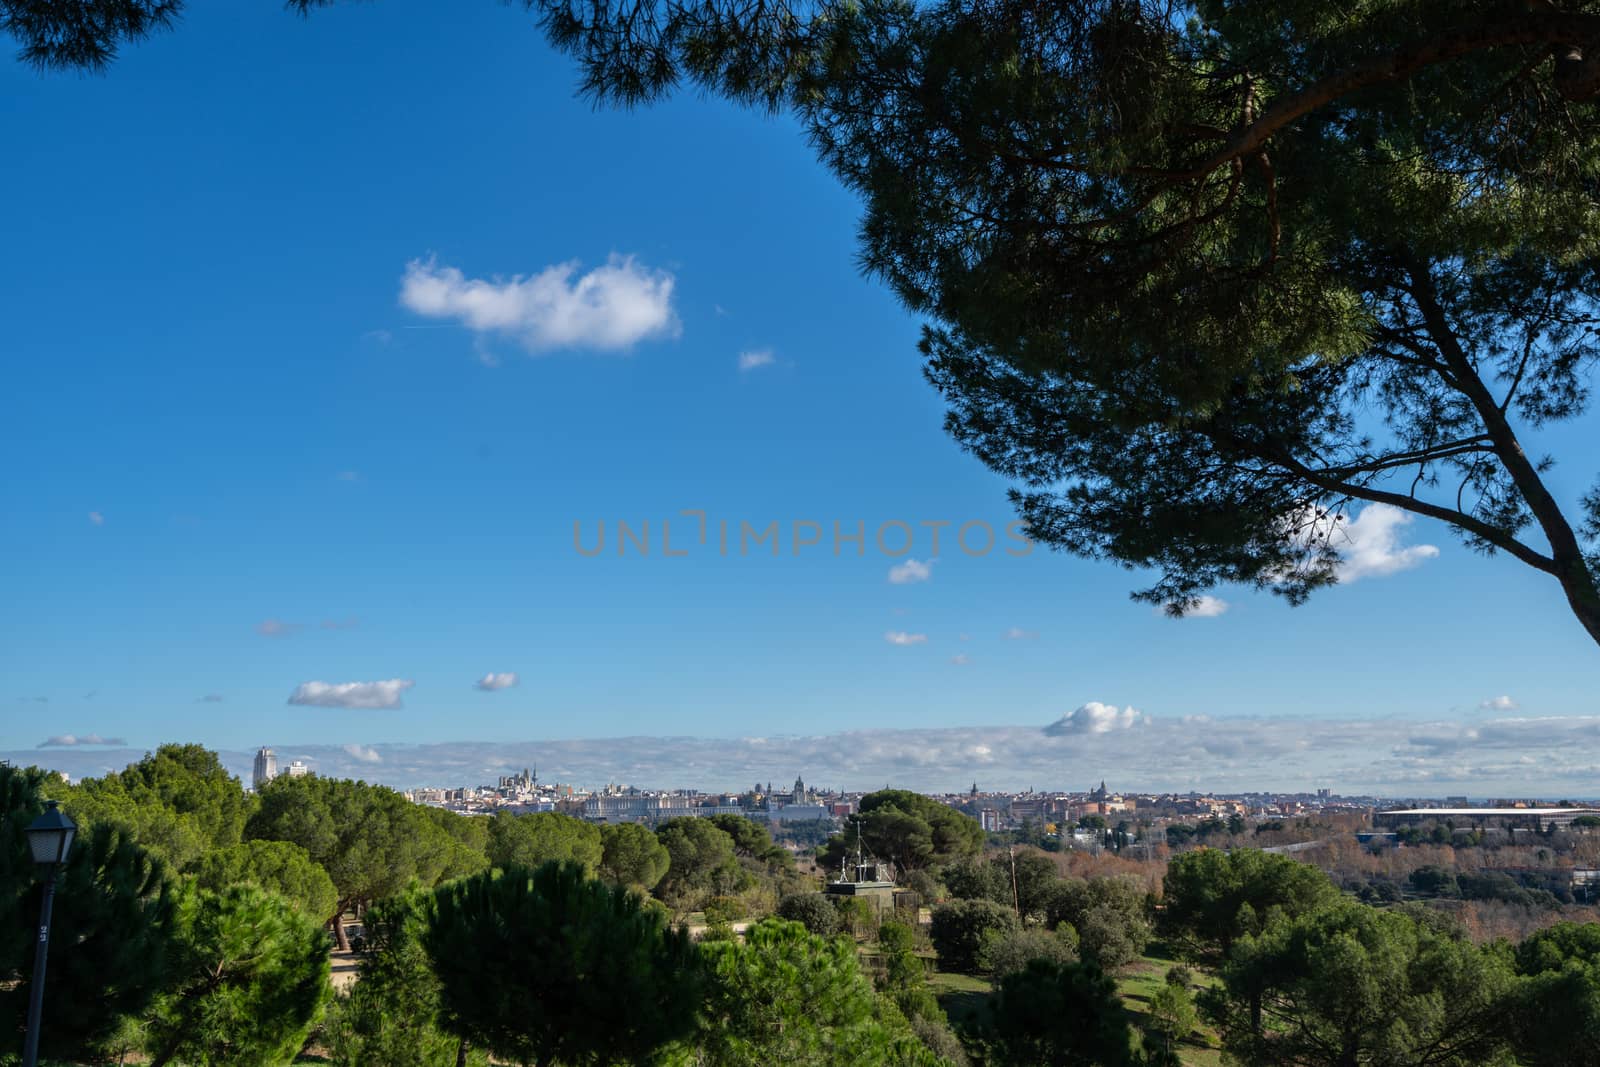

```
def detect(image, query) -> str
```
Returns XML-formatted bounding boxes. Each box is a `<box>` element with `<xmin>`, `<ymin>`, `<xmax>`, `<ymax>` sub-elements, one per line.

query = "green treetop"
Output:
<box><xmin>1209</xmin><ymin>900</ymin><xmax>1516</xmax><ymax>1066</ymax></box>
<box><xmin>424</xmin><ymin>861</ymin><xmax>700</xmax><ymax>1067</ymax></box>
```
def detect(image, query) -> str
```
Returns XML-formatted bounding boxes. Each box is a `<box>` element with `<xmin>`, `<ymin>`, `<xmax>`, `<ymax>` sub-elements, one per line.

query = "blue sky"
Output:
<box><xmin>3</xmin><ymin>1</ymin><xmax>1597</xmax><ymax>793</ymax></box>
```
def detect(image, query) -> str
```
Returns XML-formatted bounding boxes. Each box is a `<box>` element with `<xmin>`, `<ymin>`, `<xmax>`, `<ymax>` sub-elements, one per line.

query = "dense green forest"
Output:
<box><xmin>3</xmin><ymin>748</ymin><xmax>1599</xmax><ymax>1065</ymax></box>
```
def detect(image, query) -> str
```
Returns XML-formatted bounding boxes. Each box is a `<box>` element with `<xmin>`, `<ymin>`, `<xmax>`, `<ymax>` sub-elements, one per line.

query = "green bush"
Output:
<box><xmin>777</xmin><ymin>892</ymin><xmax>841</xmax><ymax>937</ymax></box>
<box><xmin>980</xmin><ymin>925</ymin><xmax>1077</xmax><ymax>979</ymax></box>
<box><xmin>704</xmin><ymin>895</ymin><xmax>744</xmax><ymax>925</ymax></box>
<box><xmin>929</xmin><ymin>898</ymin><xmax>1017</xmax><ymax>974</ymax></box>
<box><xmin>1077</xmin><ymin>904</ymin><xmax>1140</xmax><ymax>972</ymax></box>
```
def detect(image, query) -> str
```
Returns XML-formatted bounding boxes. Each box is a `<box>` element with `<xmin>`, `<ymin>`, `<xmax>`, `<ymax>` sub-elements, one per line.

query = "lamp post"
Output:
<box><xmin>21</xmin><ymin>800</ymin><xmax>76</xmax><ymax>1067</ymax></box>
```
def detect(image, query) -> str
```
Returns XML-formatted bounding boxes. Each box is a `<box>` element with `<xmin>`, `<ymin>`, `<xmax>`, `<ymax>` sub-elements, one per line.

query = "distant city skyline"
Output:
<box><xmin>9</xmin><ymin>706</ymin><xmax>1600</xmax><ymax>798</ymax></box>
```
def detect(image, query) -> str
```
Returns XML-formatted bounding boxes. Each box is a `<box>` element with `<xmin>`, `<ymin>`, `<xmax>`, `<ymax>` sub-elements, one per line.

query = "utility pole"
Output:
<box><xmin>1008</xmin><ymin>844</ymin><xmax>1020</xmax><ymax>920</ymax></box>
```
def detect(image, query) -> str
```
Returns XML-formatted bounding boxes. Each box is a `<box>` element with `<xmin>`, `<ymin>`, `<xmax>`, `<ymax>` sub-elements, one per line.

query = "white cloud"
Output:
<box><xmin>950</xmin><ymin>653</ymin><xmax>971</xmax><ymax>666</ymax></box>
<box><xmin>1336</xmin><ymin>505</ymin><xmax>1440</xmax><ymax>579</ymax></box>
<box><xmin>399</xmin><ymin>255</ymin><xmax>679</xmax><ymax>353</ymax></box>
<box><xmin>737</xmin><ymin>349</ymin><xmax>775</xmax><ymax>372</ymax></box>
<box><xmin>1480</xmin><ymin>695</ymin><xmax>1519</xmax><ymax>711</ymax></box>
<box><xmin>1292</xmin><ymin>503</ymin><xmax>1440</xmax><ymax>581</ymax></box>
<box><xmin>336</xmin><ymin>471</ymin><xmax>360</xmax><ymax>482</ymax></box>
<box><xmin>87</xmin><ymin>511</ymin><xmax>104</xmax><ymax>526</ymax></box>
<box><xmin>198</xmin><ymin>694</ymin><xmax>225</xmax><ymax>703</ymax></box>
<box><xmin>288</xmin><ymin>679</ymin><xmax>414</xmax><ymax>710</ymax></box>
<box><xmin>475</xmin><ymin>672</ymin><xmax>520</xmax><ymax>692</ymax></box>
<box><xmin>1043</xmin><ymin>702</ymin><xmax>1144</xmax><ymax>736</ymax></box>
<box><xmin>256</xmin><ymin>618</ymin><xmax>303</xmax><ymax>639</ymax></box>
<box><xmin>1159</xmin><ymin>595</ymin><xmax>1229</xmax><ymax>618</ymax></box>
<box><xmin>884</xmin><ymin>631</ymin><xmax>928</xmax><ymax>646</ymax></box>
<box><xmin>887</xmin><ymin>558</ymin><xmax>935</xmax><ymax>585</ymax></box>
<box><xmin>1003</xmin><ymin>627</ymin><xmax>1038</xmax><ymax>640</ymax></box>
<box><xmin>38</xmin><ymin>733</ymin><xmax>125</xmax><ymax>748</ymax></box>
<box><xmin>342</xmin><ymin>743</ymin><xmax>383</xmax><ymax>763</ymax></box>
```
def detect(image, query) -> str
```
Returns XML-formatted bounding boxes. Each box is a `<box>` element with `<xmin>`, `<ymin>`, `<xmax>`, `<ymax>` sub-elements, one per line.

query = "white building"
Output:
<box><xmin>252</xmin><ymin>747</ymin><xmax>277</xmax><ymax>792</ymax></box>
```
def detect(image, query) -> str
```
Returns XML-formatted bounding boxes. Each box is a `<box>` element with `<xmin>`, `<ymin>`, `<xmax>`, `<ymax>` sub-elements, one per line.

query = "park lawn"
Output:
<box><xmin>1117</xmin><ymin>952</ymin><xmax>1224</xmax><ymax>1067</ymax></box>
<box><xmin>927</xmin><ymin>968</ymin><xmax>993</xmax><ymax>1034</ymax></box>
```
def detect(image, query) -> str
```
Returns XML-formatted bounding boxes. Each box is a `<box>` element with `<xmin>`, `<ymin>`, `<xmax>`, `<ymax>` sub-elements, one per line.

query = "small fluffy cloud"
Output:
<box><xmin>1003</xmin><ymin>627</ymin><xmax>1038</xmax><ymax>640</ymax></box>
<box><xmin>1160</xmin><ymin>595</ymin><xmax>1229</xmax><ymax>618</ymax></box>
<box><xmin>885</xmin><ymin>631</ymin><xmax>928</xmax><ymax>646</ymax></box>
<box><xmin>888</xmin><ymin>558</ymin><xmax>935</xmax><ymax>585</ymax></box>
<box><xmin>288</xmin><ymin>679</ymin><xmax>414</xmax><ymax>710</ymax></box>
<box><xmin>1480</xmin><ymin>695</ymin><xmax>1519</xmax><ymax>712</ymax></box>
<box><xmin>88</xmin><ymin>511</ymin><xmax>104</xmax><ymax>526</ymax></box>
<box><xmin>475</xmin><ymin>672</ymin><xmax>520</xmax><ymax>692</ymax></box>
<box><xmin>737</xmin><ymin>349</ymin><xmax>775</xmax><ymax>372</ymax></box>
<box><xmin>336</xmin><ymin>471</ymin><xmax>360</xmax><ymax>482</ymax></box>
<box><xmin>1292</xmin><ymin>503</ymin><xmax>1440</xmax><ymax>582</ymax></box>
<box><xmin>38</xmin><ymin>734</ymin><xmax>125</xmax><ymax>748</ymax></box>
<box><xmin>399</xmin><ymin>255</ymin><xmax>679</xmax><ymax>353</ymax></box>
<box><xmin>1043</xmin><ymin>702</ymin><xmax>1143</xmax><ymax>736</ymax></box>
<box><xmin>198</xmin><ymin>694</ymin><xmax>225</xmax><ymax>703</ymax></box>
<box><xmin>1336</xmin><ymin>505</ymin><xmax>1440</xmax><ymax>579</ymax></box>
<box><xmin>342</xmin><ymin>743</ymin><xmax>383</xmax><ymax>764</ymax></box>
<box><xmin>950</xmin><ymin>653</ymin><xmax>971</xmax><ymax>666</ymax></box>
<box><xmin>256</xmin><ymin>618</ymin><xmax>303</xmax><ymax>639</ymax></box>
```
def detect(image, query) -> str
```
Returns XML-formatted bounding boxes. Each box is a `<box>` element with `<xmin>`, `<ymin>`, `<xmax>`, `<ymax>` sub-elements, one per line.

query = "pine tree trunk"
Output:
<box><xmin>331</xmin><ymin>907</ymin><xmax>351</xmax><ymax>952</ymax></box>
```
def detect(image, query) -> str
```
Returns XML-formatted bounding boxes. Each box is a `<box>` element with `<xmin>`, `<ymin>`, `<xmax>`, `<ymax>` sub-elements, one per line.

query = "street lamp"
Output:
<box><xmin>21</xmin><ymin>800</ymin><xmax>76</xmax><ymax>1067</ymax></box>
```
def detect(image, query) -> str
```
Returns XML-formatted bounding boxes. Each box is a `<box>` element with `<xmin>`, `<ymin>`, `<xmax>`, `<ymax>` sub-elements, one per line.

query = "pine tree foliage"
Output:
<box><xmin>0</xmin><ymin>765</ymin><xmax>174</xmax><ymax>1063</ymax></box>
<box><xmin>144</xmin><ymin>882</ymin><xmax>329</xmax><ymax>1067</ymax></box>
<box><xmin>525</xmin><ymin>0</ymin><xmax>1600</xmax><ymax>643</ymax></box>
<box><xmin>424</xmin><ymin>861</ymin><xmax>701</xmax><ymax>1067</ymax></box>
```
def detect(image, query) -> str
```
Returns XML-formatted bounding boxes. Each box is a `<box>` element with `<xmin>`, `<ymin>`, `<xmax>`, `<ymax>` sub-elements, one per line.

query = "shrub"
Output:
<box><xmin>1077</xmin><ymin>904</ymin><xmax>1139</xmax><ymax>972</ymax></box>
<box><xmin>1146</xmin><ymin>979</ymin><xmax>1198</xmax><ymax>1049</ymax></box>
<box><xmin>704</xmin><ymin>895</ymin><xmax>744</xmax><ymax>925</ymax></box>
<box><xmin>980</xmin><ymin>926</ymin><xmax>1077</xmax><ymax>979</ymax></box>
<box><xmin>930</xmin><ymin>898</ymin><xmax>1018</xmax><ymax>974</ymax></box>
<box><xmin>903</xmin><ymin>869</ymin><xmax>945</xmax><ymax>905</ymax></box>
<box><xmin>941</xmin><ymin>859</ymin><xmax>1008</xmax><ymax>904</ymax></box>
<box><xmin>776</xmin><ymin>892</ymin><xmax>840</xmax><ymax>938</ymax></box>
<box><xmin>834</xmin><ymin>896</ymin><xmax>877</xmax><ymax>940</ymax></box>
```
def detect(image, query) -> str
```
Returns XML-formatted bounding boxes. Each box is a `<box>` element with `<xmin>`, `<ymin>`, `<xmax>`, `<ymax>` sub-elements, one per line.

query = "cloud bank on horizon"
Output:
<box><xmin>16</xmin><ymin>709</ymin><xmax>1599</xmax><ymax>797</ymax></box>
<box><xmin>38</xmin><ymin>733</ymin><xmax>126</xmax><ymax>748</ymax></box>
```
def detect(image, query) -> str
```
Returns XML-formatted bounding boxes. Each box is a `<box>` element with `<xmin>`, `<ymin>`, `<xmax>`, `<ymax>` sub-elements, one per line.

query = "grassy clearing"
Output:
<box><xmin>1116</xmin><ymin>951</ymin><xmax>1224</xmax><ymax>1067</ymax></box>
<box><xmin>927</xmin><ymin>968</ymin><xmax>993</xmax><ymax>1035</ymax></box>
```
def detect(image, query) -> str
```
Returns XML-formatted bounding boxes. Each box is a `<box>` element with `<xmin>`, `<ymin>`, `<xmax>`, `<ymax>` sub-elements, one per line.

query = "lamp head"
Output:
<box><xmin>25</xmin><ymin>800</ymin><xmax>76</xmax><ymax>868</ymax></box>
